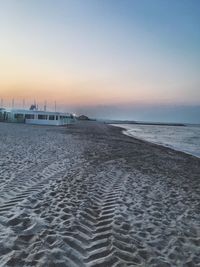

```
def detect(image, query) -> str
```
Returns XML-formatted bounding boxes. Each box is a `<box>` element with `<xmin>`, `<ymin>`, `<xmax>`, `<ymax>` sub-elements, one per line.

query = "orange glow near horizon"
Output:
<box><xmin>0</xmin><ymin>38</ymin><xmax>199</xmax><ymax>108</ymax></box>
<box><xmin>1</xmin><ymin>82</ymin><xmax>198</xmax><ymax>109</ymax></box>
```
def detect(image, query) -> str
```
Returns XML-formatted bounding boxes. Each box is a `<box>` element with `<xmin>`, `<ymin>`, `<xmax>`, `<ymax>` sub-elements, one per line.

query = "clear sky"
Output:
<box><xmin>0</xmin><ymin>0</ymin><xmax>200</xmax><ymax>122</ymax></box>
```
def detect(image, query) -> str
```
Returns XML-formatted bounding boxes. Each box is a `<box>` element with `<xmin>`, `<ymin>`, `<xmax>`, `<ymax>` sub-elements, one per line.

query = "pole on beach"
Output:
<box><xmin>44</xmin><ymin>100</ymin><xmax>47</xmax><ymax>111</ymax></box>
<box><xmin>34</xmin><ymin>99</ymin><xmax>37</xmax><ymax>110</ymax></box>
<box><xmin>23</xmin><ymin>99</ymin><xmax>25</xmax><ymax>109</ymax></box>
<box><xmin>12</xmin><ymin>99</ymin><xmax>15</xmax><ymax>109</ymax></box>
<box><xmin>54</xmin><ymin>101</ymin><xmax>57</xmax><ymax>112</ymax></box>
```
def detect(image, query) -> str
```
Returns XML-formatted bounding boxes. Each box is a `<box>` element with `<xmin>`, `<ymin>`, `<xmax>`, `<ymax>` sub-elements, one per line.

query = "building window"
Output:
<box><xmin>56</xmin><ymin>116</ymin><xmax>58</xmax><ymax>120</ymax></box>
<box><xmin>25</xmin><ymin>114</ymin><xmax>34</xmax><ymax>119</ymax></box>
<box><xmin>49</xmin><ymin>115</ymin><xmax>55</xmax><ymax>120</ymax></box>
<box><xmin>14</xmin><ymin>113</ymin><xmax>24</xmax><ymax>119</ymax></box>
<box><xmin>38</xmin><ymin>114</ymin><xmax>47</xmax><ymax>120</ymax></box>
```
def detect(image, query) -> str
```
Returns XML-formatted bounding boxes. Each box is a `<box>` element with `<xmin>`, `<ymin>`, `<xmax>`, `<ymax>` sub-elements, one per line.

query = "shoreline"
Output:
<box><xmin>105</xmin><ymin>120</ymin><xmax>186</xmax><ymax>127</ymax></box>
<box><xmin>0</xmin><ymin>121</ymin><xmax>200</xmax><ymax>266</ymax></box>
<box><xmin>111</xmin><ymin>123</ymin><xmax>200</xmax><ymax>159</ymax></box>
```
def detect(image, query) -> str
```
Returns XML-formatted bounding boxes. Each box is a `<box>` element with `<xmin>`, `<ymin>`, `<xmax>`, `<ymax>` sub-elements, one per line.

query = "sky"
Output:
<box><xmin>0</xmin><ymin>0</ymin><xmax>200</xmax><ymax>122</ymax></box>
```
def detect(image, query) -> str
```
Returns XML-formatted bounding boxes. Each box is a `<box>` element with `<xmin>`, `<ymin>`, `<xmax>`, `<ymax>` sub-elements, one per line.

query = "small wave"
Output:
<box><xmin>114</xmin><ymin>124</ymin><xmax>200</xmax><ymax>158</ymax></box>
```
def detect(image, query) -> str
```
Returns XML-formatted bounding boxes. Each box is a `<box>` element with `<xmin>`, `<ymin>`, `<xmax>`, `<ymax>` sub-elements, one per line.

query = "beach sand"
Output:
<box><xmin>0</xmin><ymin>121</ymin><xmax>199</xmax><ymax>266</ymax></box>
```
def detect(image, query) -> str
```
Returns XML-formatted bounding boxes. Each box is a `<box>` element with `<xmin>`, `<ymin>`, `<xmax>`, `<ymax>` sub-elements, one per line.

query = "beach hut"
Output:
<box><xmin>0</xmin><ymin>108</ymin><xmax>75</xmax><ymax>126</ymax></box>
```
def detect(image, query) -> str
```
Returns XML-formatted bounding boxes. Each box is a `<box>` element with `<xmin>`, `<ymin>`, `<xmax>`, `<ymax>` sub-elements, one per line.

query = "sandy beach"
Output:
<box><xmin>0</xmin><ymin>121</ymin><xmax>200</xmax><ymax>267</ymax></box>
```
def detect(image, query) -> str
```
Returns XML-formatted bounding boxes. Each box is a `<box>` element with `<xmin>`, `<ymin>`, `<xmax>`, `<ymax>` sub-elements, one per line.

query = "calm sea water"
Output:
<box><xmin>114</xmin><ymin>124</ymin><xmax>200</xmax><ymax>158</ymax></box>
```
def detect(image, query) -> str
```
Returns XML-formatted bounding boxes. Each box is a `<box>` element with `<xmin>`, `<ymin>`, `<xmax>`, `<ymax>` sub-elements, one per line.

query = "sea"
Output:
<box><xmin>113</xmin><ymin>124</ymin><xmax>200</xmax><ymax>158</ymax></box>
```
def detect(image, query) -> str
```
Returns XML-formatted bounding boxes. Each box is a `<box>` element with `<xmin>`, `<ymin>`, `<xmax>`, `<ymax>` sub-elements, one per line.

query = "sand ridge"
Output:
<box><xmin>0</xmin><ymin>122</ymin><xmax>200</xmax><ymax>266</ymax></box>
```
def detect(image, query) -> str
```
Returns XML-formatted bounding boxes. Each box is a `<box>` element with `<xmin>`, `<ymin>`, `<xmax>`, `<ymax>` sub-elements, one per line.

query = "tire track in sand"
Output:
<box><xmin>62</xmin><ymin>165</ymin><xmax>138</xmax><ymax>267</ymax></box>
<box><xmin>0</xmin><ymin>162</ymin><xmax>69</xmax><ymax>215</ymax></box>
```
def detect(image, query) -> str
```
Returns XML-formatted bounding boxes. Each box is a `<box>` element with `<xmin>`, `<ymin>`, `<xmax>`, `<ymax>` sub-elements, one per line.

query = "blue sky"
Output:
<box><xmin>0</xmin><ymin>0</ymin><xmax>200</xmax><ymax>122</ymax></box>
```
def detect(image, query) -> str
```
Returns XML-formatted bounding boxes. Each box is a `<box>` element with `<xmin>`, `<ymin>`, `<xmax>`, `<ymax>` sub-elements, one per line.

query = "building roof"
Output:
<box><xmin>3</xmin><ymin>108</ymin><xmax>72</xmax><ymax>116</ymax></box>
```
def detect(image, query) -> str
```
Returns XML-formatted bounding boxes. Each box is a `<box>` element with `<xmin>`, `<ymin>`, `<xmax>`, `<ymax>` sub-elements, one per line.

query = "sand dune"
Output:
<box><xmin>0</xmin><ymin>122</ymin><xmax>200</xmax><ymax>266</ymax></box>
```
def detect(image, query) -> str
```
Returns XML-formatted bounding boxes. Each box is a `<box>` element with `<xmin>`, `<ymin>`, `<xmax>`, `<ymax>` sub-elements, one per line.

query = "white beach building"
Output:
<box><xmin>0</xmin><ymin>108</ymin><xmax>75</xmax><ymax>126</ymax></box>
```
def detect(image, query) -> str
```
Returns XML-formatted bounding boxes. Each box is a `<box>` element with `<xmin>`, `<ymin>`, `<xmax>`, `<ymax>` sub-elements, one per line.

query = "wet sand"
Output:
<box><xmin>0</xmin><ymin>121</ymin><xmax>200</xmax><ymax>267</ymax></box>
